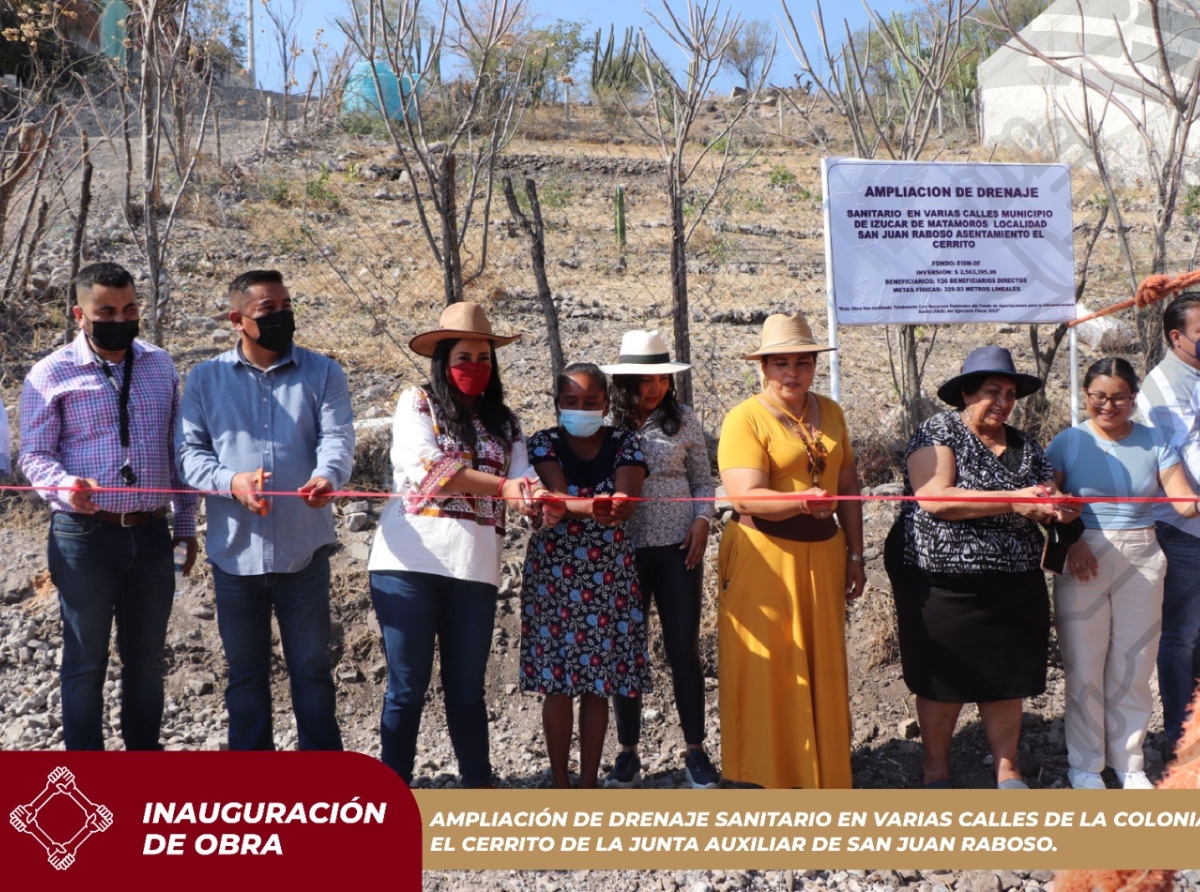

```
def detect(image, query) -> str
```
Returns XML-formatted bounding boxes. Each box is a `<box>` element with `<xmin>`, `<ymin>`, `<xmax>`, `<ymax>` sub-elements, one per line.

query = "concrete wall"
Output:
<box><xmin>978</xmin><ymin>0</ymin><xmax>1200</xmax><ymax>181</ymax></box>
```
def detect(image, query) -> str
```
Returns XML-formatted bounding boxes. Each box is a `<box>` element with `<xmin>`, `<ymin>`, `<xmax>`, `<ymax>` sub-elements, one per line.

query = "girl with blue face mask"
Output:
<box><xmin>518</xmin><ymin>362</ymin><xmax>650</xmax><ymax>788</ymax></box>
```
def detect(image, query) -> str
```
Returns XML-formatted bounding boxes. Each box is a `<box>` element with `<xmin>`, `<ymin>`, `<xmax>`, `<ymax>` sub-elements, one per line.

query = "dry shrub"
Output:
<box><xmin>853</xmin><ymin>587</ymin><xmax>899</xmax><ymax>670</ymax></box>
<box><xmin>349</xmin><ymin>424</ymin><xmax>393</xmax><ymax>493</ymax></box>
<box><xmin>852</xmin><ymin>421</ymin><xmax>906</xmax><ymax>490</ymax></box>
<box><xmin>0</xmin><ymin>487</ymin><xmax>50</xmax><ymax>536</ymax></box>
<box><xmin>1011</xmin><ymin>387</ymin><xmax>1074</xmax><ymax>446</ymax></box>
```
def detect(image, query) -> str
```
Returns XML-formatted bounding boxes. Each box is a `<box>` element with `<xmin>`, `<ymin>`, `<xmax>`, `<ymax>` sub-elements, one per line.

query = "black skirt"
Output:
<box><xmin>884</xmin><ymin>520</ymin><xmax>1049</xmax><ymax>703</ymax></box>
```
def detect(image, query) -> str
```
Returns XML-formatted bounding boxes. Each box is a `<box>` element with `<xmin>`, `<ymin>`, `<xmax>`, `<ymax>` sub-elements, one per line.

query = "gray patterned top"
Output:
<box><xmin>622</xmin><ymin>404</ymin><xmax>715</xmax><ymax>549</ymax></box>
<box><xmin>900</xmin><ymin>411</ymin><xmax>1054</xmax><ymax>575</ymax></box>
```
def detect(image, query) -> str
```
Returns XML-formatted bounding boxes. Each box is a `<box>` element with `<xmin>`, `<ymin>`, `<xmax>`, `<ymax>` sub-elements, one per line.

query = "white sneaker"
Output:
<box><xmin>1116</xmin><ymin>770</ymin><xmax>1154</xmax><ymax>789</ymax></box>
<box><xmin>1067</xmin><ymin>768</ymin><xmax>1106</xmax><ymax>790</ymax></box>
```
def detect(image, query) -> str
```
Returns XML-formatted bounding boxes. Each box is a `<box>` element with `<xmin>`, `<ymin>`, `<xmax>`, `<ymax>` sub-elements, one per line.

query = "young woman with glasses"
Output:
<box><xmin>1046</xmin><ymin>357</ymin><xmax>1200</xmax><ymax>790</ymax></box>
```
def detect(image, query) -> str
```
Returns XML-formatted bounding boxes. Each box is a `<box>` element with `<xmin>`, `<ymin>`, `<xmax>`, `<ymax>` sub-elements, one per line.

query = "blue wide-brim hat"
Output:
<box><xmin>936</xmin><ymin>345</ymin><xmax>1043</xmax><ymax>409</ymax></box>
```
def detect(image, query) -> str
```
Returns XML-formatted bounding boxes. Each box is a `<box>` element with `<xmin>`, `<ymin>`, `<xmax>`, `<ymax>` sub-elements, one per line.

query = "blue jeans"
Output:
<box><xmin>370</xmin><ymin>570</ymin><xmax>497</xmax><ymax>787</ymax></box>
<box><xmin>48</xmin><ymin>512</ymin><xmax>175</xmax><ymax>751</ymax></box>
<box><xmin>1156</xmin><ymin>522</ymin><xmax>1200</xmax><ymax>745</ymax></box>
<box><xmin>211</xmin><ymin>545</ymin><xmax>341</xmax><ymax>751</ymax></box>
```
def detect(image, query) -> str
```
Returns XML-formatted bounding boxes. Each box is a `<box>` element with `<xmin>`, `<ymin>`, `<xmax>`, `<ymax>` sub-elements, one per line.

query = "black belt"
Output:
<box><xmin>732</xmin><ymin>510</ymin><xmax>838</xmax><ymax>543</ymax></box>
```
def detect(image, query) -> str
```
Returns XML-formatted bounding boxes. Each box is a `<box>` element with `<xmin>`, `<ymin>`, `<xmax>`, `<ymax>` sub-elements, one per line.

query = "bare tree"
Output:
<box><xmin>988</xmin><ymin>0</ymin><xmax>1200</xmax><ymax>364</ymax></box>
<box><xmin>780</xmin><ymin>0</ymin><xmax>980</xmax><ymax>438</ymax></box>
<box><xmin>502</xmin><ymin>175</ymin><xmax>565</xmax><ymax>377</ymax></box>
<box><xmin>123</xmin><ymin>0</ymin><xmax>216</xmax><ymax>344</ymax></box>
<box><xmin>723</xmin><ymin>18</ymin><xmax>774</xmax><ymax>94</ymax></box>
<box><xmin>259</xmin><ymin>0</ymin><xmax>304</xmax><ymax>133</ymax></box>
<box><xmin>0</xmin><ymin>114</ymin><xmax>59</xmax><ymax>305</ymax></box>
<box><xmin>623</xmin><ymin>0</ymin><xmax>774</xmax><ymax>406</ymax></box>
<box><xmin>338</xmin><ymin>0</ymin><xmax>532</xmax><ymax>304</ymax></box>
<box><xmin>0</xmin><ymin>12</ymin><xmax>104</xmax><ymax>349</ymax></box>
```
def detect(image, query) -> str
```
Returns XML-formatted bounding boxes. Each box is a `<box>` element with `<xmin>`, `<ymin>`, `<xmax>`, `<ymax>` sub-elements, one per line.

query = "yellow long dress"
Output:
<box><xmin>716</xmin><ymin>393</ymin><xmax>853</xmax><ymax>789</ymax></box>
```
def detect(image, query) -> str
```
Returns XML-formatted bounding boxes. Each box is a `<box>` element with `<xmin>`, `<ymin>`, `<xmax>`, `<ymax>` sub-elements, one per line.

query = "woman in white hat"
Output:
<box><xmin>717</xmin><ymin>311</ymin><xmax>864</xmax><ymax>789</ymax></box>
<box><xmin>600</xmin><ymin>331</ymin><xmax>719</xmax><ymax>789</ymax></box>
<box><xmin>368</xmin><ymin>302</ymin><xmax>563</xmax><ymax>788</ymax></box>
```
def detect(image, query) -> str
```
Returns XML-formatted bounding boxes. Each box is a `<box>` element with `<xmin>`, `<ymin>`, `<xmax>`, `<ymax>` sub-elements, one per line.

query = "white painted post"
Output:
<box><xmin>821</xmin><ymin>158</ymin><xmax>840</xmax><ymax>400</ymax></box>
<box><xmin>246</xmin><ymin>0</ymin><xmax>256</xmax><ymax>90</ymax></box>
<box><xmin>1069</xmin><ymin>326</ymin><xmax>1079</xmax><ymax>424</ymax></box>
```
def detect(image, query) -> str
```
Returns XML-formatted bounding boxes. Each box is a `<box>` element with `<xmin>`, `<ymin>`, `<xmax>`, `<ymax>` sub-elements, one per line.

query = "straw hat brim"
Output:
<box><xmin>600</xmin><ymin>360</ymin><xmax>691</xmax><ymax>375</ymax></box>
<box><xmin>409</xmin><ymin>329</ymin><xmax>519</xmax><ymax>358</ymax></box>
<box><xmin>743</xmin><ymin>341</ymin><xmax>836</xmax><ymax>360</ymax></box>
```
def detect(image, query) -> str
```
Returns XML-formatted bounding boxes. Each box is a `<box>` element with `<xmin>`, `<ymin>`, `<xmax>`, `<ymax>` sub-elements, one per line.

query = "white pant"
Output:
<box><xmin>1053</xmin><ymin>527</ymin><xmax>1165</xmax><ymax>774</ymax></box>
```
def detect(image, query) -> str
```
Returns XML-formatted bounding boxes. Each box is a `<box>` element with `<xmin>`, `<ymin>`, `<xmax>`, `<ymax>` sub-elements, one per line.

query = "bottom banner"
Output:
<box><xmin>414</xmin><ymin>789</ymin><xmax>1200</xmax><ymax>871</ymax></box>
<box><xmin>0</xmin><ymin>752</ymin><xmax>421</xmax><ymax>889</ymax></box>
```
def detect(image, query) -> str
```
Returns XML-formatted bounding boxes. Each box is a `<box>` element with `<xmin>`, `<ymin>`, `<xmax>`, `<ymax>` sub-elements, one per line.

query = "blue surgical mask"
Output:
<box><xmin>559</xmin><ymin>409</ymin><xmax>604</xmax><ymax>438</ymax></box>
<box><xmin>1177</xmin><ymin>329</ymin><xmax>1200</xmax><ymax>359</ymax></box>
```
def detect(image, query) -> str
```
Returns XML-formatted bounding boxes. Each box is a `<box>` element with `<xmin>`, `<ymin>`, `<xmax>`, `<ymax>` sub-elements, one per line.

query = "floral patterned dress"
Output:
<box><xmin>519</xmin><ymin>427</ymin><xmax>652</xmax><ymax>698</ymax></box>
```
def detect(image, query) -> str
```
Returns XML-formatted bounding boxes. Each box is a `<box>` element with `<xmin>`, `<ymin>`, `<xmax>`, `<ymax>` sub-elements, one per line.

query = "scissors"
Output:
<box><xmin>519</xmin><ymin>477</ymin><xmax>543</xmax><ymax>530</ymax></box>
<box><xmin>253</xmin><ymin>467</ymin><xmax>270</xmax><ymax>517</ymax></box>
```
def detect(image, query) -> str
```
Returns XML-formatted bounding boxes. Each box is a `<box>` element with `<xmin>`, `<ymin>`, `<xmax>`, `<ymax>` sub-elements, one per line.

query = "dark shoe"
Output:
<box><xmin>604</xmin><ymin>751</ymin><xmax>642</xmax><ymax>788</ymax></box>
<box><xmin>922</xmin><ymin>778</ymin><xmax>952</xmax><ymax>789</ymax></box>
<box><xmin>685</xmin><ymin>749</ymin><xmax>721</xmax><ymax>789</ymax></box>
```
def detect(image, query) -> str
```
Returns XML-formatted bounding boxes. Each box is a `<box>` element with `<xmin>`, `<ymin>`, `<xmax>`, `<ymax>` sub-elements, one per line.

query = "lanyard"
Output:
<box><xmin>96</xmin><ymin>346</ymin><xmax>136</xmax><ymax>483</ymax></box>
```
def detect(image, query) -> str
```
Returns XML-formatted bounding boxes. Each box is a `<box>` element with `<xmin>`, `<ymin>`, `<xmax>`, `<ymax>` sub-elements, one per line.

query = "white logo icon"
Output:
<box><xmin>10</xmin><ymin>767</ymin><xmax>114</xmax><ymax>870</ymax></box>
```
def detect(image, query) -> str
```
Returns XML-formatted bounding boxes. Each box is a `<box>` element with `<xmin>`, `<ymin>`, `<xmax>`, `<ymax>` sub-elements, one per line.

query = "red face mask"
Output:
<box><xmin>448</xmin><ymin>361</ymin><xmax>492</xmax><ymax>397</ymax></box>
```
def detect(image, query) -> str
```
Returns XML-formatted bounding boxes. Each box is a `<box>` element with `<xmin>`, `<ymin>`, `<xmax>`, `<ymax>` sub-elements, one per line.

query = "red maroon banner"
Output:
<box><xmin>0</xmin><ymin>752</ymin><xmax>421</xmax><ymax>889</ymax></box>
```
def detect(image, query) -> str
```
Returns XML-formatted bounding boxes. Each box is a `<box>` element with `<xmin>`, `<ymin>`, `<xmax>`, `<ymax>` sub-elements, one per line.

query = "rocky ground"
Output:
<box><xmin>0</xmin><ymin>99</ymin><xmax>1192</xmax><ymax>890</ymax></box>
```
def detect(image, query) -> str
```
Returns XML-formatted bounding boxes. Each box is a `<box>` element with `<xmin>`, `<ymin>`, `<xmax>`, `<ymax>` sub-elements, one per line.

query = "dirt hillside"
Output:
<box><xmin>0</xmin><ymin>97</ymin><xmax>1189</xmax><ymax>891</ymax></box>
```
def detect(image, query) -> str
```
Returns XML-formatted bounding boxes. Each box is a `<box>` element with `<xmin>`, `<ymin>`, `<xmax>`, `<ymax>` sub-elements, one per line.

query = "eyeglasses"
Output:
<box><xmin>1085</xmin><ymin>391</ymin><xmax>1133</xmax><ymax>408</ymax></box>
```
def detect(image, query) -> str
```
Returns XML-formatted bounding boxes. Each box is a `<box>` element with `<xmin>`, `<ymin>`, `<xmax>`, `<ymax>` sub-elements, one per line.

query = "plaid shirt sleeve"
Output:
<box><xmin>20</xmin><ymin>340</ymin><xmax>200</xmax><ymax>523</ymax></box>
<box><xmin>18</xmin><ymin>357</ymin><xmax>76</xmax><ymax>503</ymax></box>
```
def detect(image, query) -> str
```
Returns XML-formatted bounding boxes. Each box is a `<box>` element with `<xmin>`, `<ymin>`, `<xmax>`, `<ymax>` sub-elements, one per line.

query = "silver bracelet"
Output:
<box><xmin>847</xmin><ymin>553</ymin><xmax>864</xmax><ymax>563</ymax></box>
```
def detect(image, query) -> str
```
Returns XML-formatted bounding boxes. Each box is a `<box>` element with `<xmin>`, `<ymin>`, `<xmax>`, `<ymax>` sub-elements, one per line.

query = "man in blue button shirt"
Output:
<box><xmin>177</xmin><ymin>270</ymin><xmax>354</xmax><ymax>750</ymax></box>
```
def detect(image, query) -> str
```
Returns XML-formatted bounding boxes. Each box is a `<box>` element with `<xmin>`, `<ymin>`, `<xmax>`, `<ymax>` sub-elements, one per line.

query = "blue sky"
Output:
<box><xmin>246</xmin><ymin>0</ymin><xmax>916</xmax><ymax>95</ymax></box>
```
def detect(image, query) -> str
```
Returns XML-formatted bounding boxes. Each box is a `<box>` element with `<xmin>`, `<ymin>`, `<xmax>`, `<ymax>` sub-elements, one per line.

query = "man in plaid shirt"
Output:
<box><xmin>19</xmin><ymin>261</ymin><xmax>197</xmax><ymax>750</ymax></box>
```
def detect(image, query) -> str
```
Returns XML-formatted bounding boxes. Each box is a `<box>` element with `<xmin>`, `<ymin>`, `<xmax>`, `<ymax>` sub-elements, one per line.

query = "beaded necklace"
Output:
<box><xmin>760</xmin><ymin>392</ymin><xmax>829</xmax><ymax>484</ymax></box>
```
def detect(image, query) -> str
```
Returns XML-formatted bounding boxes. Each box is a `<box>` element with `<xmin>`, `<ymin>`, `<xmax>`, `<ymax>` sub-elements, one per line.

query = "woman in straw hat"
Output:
<box><xmin>368</xmin><ymin>302</ymin><xmax>563</xmax><ymax>788</ymax></box>
<box><xmin>884</xmin><ymin>345</ymin><xmax>1075</xmax><ymax>789</ymax></box>
<box><xmin>717</xmin><ymin>311</ymin><xmax>864</xmax><ymax>789</ymax></box>
<box><xmin>601</xmin><ymin>331</ymin><xmax>720</xmax><ymax>789</ymax></box>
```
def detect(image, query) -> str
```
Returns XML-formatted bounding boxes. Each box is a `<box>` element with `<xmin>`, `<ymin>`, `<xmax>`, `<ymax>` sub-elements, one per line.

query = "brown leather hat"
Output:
<box><xmin>743</xmin><ymin>311</ymin><xmax>835</xmax><ymax>359</ymax></box>
<box><xmin>409</xmin><ymin>302</ymin><xmax>519</xmax><ymax>357</ymax></box>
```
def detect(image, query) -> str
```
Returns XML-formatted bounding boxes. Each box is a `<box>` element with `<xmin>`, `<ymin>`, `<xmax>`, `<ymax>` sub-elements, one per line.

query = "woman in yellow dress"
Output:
<box><xmin>717</xmin><ymin>312</ymin><xmax>865</xmax><ymax>789</ymax></box>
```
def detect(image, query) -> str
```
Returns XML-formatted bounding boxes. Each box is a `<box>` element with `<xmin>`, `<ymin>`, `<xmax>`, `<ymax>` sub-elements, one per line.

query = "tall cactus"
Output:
<box><xmin>524</xmin><ymin>46</ymin><xmax>551</xmax><ymax>107</ymax></box>
<box><xmin>614</xmin><ymin>184</ymin><xmax>626</xmax><ymax>253</ymax></box>
<box><xmin>591</xmin><ymin>25</ymin><xmax>639</xmax><ymax>97</ymax></box>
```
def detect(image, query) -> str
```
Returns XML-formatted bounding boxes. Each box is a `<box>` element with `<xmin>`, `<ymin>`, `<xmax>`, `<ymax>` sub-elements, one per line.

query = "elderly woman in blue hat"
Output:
<box><xmin>883</xmin><ymin>345</ymin><xmax>1081</xmax><ymax>789</ymax></box>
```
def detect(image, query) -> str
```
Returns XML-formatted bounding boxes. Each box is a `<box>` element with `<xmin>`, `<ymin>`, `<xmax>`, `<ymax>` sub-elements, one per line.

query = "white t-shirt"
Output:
<box><xmin>367</xmin><ymin>386</ymin><xmax>537</xmax><ymax>587</ymax></box>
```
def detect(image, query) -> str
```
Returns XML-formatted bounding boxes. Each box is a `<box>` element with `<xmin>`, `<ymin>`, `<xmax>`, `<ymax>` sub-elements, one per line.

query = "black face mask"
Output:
<box><xmin>87</xmin><ymin>318</ymin><xmax>139</xmax><ymax>353</ymax></box>
<box><xmin>250</xmin><ymin>309</ymin><xmax>295</xmax><ymax>353</ymax></box>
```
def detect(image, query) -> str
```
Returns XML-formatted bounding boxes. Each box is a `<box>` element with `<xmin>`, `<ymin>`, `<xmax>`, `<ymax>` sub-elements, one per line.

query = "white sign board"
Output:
<box><xmin>823</xmin><ymin>159</ymin><xmax>1075</xmax><ymax>325</ymax></box>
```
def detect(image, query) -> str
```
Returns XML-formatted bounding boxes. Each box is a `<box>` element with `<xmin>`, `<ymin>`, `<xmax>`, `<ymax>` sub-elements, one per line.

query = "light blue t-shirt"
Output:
<box><xmin>1046</xmin><ymin>420</ymin><xmax>1179</xmax><ymax>529</ymax></box>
